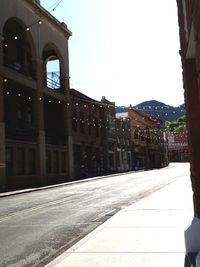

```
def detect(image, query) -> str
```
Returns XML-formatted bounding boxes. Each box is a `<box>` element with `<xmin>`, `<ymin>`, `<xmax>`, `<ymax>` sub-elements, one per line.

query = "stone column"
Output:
<box><xmin>35</xmin><ymin>59</ymin><xmax>46</xmax><ymax>186</ymax></box>
<box><xmin>0</xmin><ymin>35</ymin><xmax>6</xmax><ymax>192</ymax></box>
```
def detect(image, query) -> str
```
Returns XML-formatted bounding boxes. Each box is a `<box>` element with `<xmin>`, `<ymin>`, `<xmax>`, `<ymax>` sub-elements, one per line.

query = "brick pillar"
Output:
<box><xmin>0</xmin><ymin>35</ymin><xmax>6</xmax><ymax>192</ymax></box>
<box><xmin>63</xmin><ymin>74</ymin><xmax>74</xmax><ymax>179</ymax></box>
<box><xmin>183</xmin><ymin>58</ymin><xmax>200</xmax><ymax>218</ymax></box>
<box><xmin>35</xmin><ymin>59</ymin><xmax>46</xmax><ymax>186</ymax></box>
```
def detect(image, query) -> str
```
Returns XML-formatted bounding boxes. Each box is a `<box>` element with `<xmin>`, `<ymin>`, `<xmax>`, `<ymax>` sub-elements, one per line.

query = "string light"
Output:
<box><xmin>2</xmin><ymin>85</ymin><xmax>186</xmax><ymax>139</ymax></box>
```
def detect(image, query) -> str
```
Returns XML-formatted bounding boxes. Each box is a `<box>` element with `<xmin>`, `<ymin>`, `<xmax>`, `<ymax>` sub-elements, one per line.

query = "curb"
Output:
<box><xmin>0</xmin><ymin>170</ymin><xmax>137</xmax><ymax>198</ymax></box>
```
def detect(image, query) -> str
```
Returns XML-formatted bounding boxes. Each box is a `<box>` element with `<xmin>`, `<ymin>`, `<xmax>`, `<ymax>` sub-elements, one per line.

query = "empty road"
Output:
<box><xmin>0</xmin><ymin>163</ymin><xmax>190</xmax><ymax>267</ymax></box>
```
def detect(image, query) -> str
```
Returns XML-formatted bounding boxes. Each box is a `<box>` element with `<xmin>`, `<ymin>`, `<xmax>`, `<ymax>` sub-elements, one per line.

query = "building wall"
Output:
<box><xmin>177</xmin><ymin>0</ymin><xmax>200</xmax><ymax>217</ymax></box>
<box><xmin>127</xmin><ymin>107</ymin><xmax>167</xmax><ymax>170</ymax></box>
<box><xmin>115</xmin><ymin>117</ymin><xmax>132</xmax><ymax>172</ymax></box>
<box><xmin>0</xmin><ymin>0</ymin><xmax>72</xmax><ymax>191</ymax></box>
<box><xmin>101</xmin><ymin>97</ymin><xmax>117</xmax><ymax>174</ymax></box>
<box><xmin>70</xmin><ymin>89</ymin><xmax>103</xmax><ymax>179</ymax></box>
<box><xmin>167</xmin><ymin>130</ymin><xmax>189</xmax><ymax>162</ymax></box>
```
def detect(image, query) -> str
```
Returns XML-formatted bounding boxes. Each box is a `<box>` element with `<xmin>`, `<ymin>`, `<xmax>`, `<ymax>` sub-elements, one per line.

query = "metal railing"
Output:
<box><xmin>44</xmin><ymin>72</ymin><xmax>61</xmax><ymax>89</ymax></box>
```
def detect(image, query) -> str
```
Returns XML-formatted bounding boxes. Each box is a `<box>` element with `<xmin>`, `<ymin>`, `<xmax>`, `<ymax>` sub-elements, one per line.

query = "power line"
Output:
<box><xmin>47</xmin><ymin>0</ymin><xmax>63</xmax><ymax>12</ymax></box>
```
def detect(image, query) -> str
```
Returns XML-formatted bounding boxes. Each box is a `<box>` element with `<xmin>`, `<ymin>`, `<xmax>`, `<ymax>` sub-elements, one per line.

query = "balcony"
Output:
<box><xmin>44</xmin><ymin>72</ymin><xmax>62</xmax><ymax>91</ymax></box>
<box><xmin>45</xmin><ymin>132</ymin><xmax>66</xmax><ymax>146</ymax></box>
<box><xmin>5</xmin><ymin>127</ymin><xmax>37</xmax><ymax>142</ymax></box>
<box><xmin>4</xmin><ymin>56</ymin><xmax>36</xmax><ymax>79</ymax></box>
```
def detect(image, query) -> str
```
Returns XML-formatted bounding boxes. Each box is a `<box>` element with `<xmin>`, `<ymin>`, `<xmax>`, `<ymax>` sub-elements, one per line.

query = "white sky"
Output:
<box><xmin>41</xmin><ymin>0</ymin><xmax>184</xmax><ymax>107</ymax></box>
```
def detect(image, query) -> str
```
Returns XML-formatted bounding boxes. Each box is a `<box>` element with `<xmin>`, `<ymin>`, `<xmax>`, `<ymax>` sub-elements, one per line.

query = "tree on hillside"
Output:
<box><xmin>165</xmin><ymin>115</ymin><xmax>186</xmax><ymax>132</ymax></box>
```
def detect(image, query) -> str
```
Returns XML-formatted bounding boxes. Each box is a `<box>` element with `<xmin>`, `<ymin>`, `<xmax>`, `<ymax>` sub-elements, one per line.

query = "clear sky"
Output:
<box><xmin>41</xmin><ymin>0</ymin><xmax>184</xmax><ymax>107</ymax></box>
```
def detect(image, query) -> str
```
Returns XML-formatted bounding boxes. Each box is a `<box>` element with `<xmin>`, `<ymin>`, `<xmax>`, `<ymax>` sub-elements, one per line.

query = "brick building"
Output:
<box><xmin>0</xmin><ymin>0</ymin><xmax>72</xmax><ymax>191</ymax></box>
<box><xmin>118</xmin><ymin>107</ymin><xmax>168</xmax><ymax>171</ymax></box>
<box><xmin>70</xmin><ymin>89</ymin><xmax>103</xmax><ymax>179</ymax></box>
<box><xmin>115</xmin><ymin>115</ymin><xmax>132</xmax><ymax>172</ymax></box>
<box><xmin>176</xmin><ymin>0</ymin><xmax>200</xmax><ymax>261</ymax></box>
<box><xmin>167</xmin><ymin>129</ymin><xmax>189</xmax><ymax>162</ymax></box>
<box><xmin>100</xmin><ymin>97</ymin><xmax>117</xmax><ymax>174</ymax></box>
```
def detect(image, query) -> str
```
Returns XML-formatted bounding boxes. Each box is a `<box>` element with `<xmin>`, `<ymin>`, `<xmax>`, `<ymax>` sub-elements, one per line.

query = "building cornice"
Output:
<box><xmin>25</xmin><ymin>0</ymin><xmax>72</xmax><ymax>38</ymax></box>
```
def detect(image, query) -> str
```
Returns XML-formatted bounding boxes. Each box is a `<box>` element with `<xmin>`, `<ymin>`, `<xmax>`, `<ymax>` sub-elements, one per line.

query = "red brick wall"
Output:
<box><xmin>177</xmin><ymin>0</ymin><xmax>200</xmax><ymax>217</ymax></box>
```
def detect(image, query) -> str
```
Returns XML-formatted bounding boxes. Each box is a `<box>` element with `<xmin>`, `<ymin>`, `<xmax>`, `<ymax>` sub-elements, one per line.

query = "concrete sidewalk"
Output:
<box><xmin>45</xmin><ymin>176</ymin><xmax>193</xmax><ymax>267</ymax></box>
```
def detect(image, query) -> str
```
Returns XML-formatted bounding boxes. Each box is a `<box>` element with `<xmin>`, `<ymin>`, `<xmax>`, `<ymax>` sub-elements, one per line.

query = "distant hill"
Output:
<box><xmin>115</xmin><ymin>100</ymin><xmax>185</xmax><ymax>122</ymax></box>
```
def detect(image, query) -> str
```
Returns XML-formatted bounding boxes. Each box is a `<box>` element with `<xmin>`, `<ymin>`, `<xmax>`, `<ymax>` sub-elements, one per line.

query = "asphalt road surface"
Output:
<box><xmin>0</xmin><ymin>163</ymin><xmax>190</xmax><ymax>267</ymax></box>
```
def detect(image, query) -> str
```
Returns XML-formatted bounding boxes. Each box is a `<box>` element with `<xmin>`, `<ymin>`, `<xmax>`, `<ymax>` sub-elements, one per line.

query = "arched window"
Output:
<box><xmin>43</xmin><ymin>44</ymin><xmax>63</xmax><ymax>90</ymax></box>
<box><xmin>3</xmin><ymin>18</ymin><xmax>35</xmax><ymax>78</ymax></box>
<box><xmin>46</xmin><ymin>58</ymin><xmax>60</xmax><ymax>89</ymax></box>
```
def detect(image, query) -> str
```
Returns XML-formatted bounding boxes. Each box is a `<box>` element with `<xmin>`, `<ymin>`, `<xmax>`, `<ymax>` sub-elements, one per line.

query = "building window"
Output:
<box><xmin>28</xmin><ymin>149</ymin><xmax>36</xmax><ymax>175</ymax></box>
<box><xmin>17</xmin><ymin>148</ymin><xmax>25</xmax><ymax>175</ymax></box>
<box><xmin>26</xmin><ymin>105</ymin><xmax>34</xmax><ymax>125</ymax></box>
<box><xmin>61</xmin><ymin>152</ymin><xmax>66</xmax><ymax>173</ymax></box>
<box><xmin>72</xmin><ymin>109</ymin><xmax>78</xmax><ymax>132</ymax></box>
<box><xmin>108</xmin><ymin>142</ymin><xmax>114</xmax><ymax>151</ymax></box>
<box><xmin>134</xmin><ymin>130</ymin><xmax>139</xmax><ymax>139</ymax></box>
<box><xmin>53</xmin><ymin>151</ymin><xmax>59</xmax><ymax>173</ymax></box>
<box><xmin>80</xmin><ymin>112</ymin><xmax>85</xmax><ymax>133</ymax></box>
<box><xmin>88</xmin><ymin>115</ymin><xmax>92</xmax><ymax>135</ymax></box>
<box><xmin>46</xmin><ymin>150</ymin><xmax>51</xmax><ymax>174</ymax></box>
<box><xmin>109</xmin><ymin>154</ymin><xmax>114</xmax><ymax>170</ymax></box>
<box><xmin>17</xmin><ymin>102</ymin><xmax>24</xmax><ymax>127</ymax></box>
<box><xmin>45</xmin><ymin>58</ymin><xmax>61</xmax><ymax>89</ymax></box>
<box><xmin>141</xmin><ymin>132</ymin><xmax>145</xmax><ymax>141</ymax></box>
<box><xmin>6</xmin><ymin>147</ymin><xmax>13</xmax><ymax>176</ymax></box>
<box><xmin>95</xmin><ymin>117</ymin><xmax>99</xmax><ymax>137</ymax></box>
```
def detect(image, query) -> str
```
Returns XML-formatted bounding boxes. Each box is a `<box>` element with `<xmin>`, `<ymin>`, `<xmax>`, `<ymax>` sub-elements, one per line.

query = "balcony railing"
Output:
<box><xmin>4</xmin><ymin>57</ymin><xmax>36</xmax><ymax>79</ymax></box>
<box><xmin>44</xmin><ymin>72</ymin><xmax>61</xmax><ymax>90</ymax></box>
<box><xmin>5</xmin><ymin>127</ymin><xmax>37</xmax><ymax>142</ymax></box>
<box><xmin>45</xmin><ymin>132</ymin><xmax>66</xmax><ymax>146</ymax></box>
